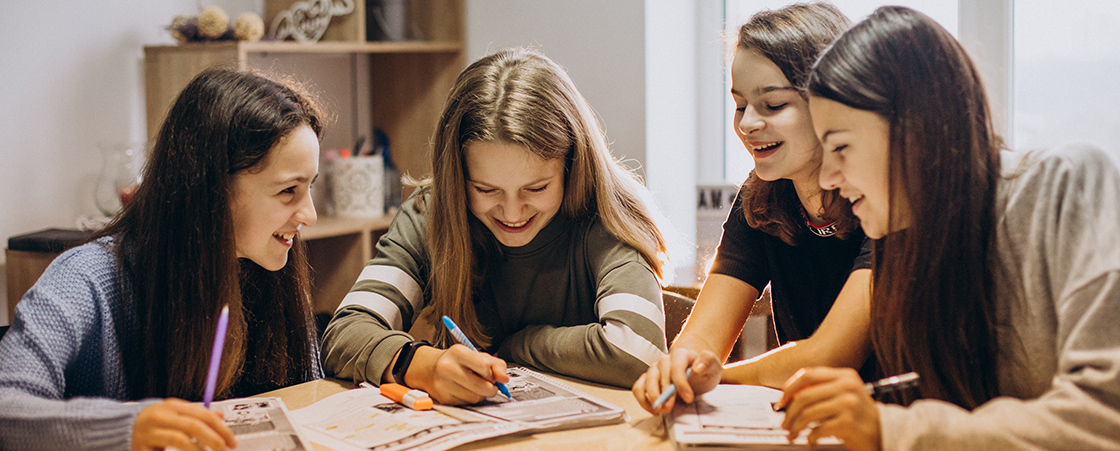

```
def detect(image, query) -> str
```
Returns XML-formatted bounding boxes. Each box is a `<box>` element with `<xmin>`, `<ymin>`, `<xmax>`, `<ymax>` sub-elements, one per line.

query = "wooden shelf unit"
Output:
<box><xmin>143</xmin><ymin>0</ymin><xmax>464</xmax><ymax>192</ymax></box>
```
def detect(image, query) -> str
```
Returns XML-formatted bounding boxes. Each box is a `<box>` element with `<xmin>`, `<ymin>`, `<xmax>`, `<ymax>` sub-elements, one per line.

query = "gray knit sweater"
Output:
<box><xmin>879</xmin><ymin>145</ymin><xmax>1120</xmax><ymax>449</ymax></box>
<box><xmin>0</xmin><ymin>238</ymin><xmax>153</xmax><ymax>449</ymax></box>
<box><xmin>0</xmin><ymin>237</ymin><xmax>323</xmax><ymax>449</ymax></box>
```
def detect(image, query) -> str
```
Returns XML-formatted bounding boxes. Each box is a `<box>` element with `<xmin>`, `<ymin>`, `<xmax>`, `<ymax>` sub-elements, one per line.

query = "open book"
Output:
<box><xmin>289</xmin><ymin>366</ymin><xmax>625</xmax><ymax>451</ymax></box>
<box><xmin>668</xmin><ymin>384</ymin><xmax>844</xmax><ymax>450</ymax></box>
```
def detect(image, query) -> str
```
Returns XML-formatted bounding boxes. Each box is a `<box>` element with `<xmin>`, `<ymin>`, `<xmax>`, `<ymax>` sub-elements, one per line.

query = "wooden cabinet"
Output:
<box><xmin>5</xmin><ymin>248</ymin><xmax>60</xmax><ymax>321</ymax></box>
<box><xmin>140</xmin><ymin>0</ymin><xmax>464</xmax><ymax>313</ymax></box>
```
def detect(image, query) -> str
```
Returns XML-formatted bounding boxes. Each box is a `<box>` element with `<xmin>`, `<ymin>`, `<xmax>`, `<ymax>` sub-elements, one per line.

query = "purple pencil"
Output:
<box><xmin>203</xmin><ymin>305</ymin><xmax>230</xmax><ymax>408</ymax></box>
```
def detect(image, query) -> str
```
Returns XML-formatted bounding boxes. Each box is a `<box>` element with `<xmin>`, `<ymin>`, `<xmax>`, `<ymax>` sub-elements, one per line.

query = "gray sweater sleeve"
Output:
<box><xmin>0</xmin><ymin>243</ymin><xmax>159</xmax><ymax>450</ymax></box>
<box><xmin>878</xmin><ymin>146</ymin><xmax>1120</xmax><ymax>450</ymax></box>
<box><xmin>320</xmin><ymin>197</ymin><xmax>429</xmax><ymax>385</ymax></box>
<box><xmin>498</xmin><ymin>221</ymin><xmax>667</xmax><ymax>388</ymax></box>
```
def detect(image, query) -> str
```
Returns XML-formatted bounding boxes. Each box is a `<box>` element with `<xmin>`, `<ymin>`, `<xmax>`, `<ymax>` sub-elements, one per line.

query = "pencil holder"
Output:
<box><xmin>329</xmin><ymin>154</ymin><xmax>384</xmax><ymax>218</ymax></box>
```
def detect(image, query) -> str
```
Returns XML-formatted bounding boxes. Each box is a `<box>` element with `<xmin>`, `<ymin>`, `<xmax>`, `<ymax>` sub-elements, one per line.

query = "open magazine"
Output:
<box><xmin>668</xmin><ymin>384</ymin><xmax>843</xmax><ymax>450</ymax></box>
<box><xmin>208</xmin><ymin>397</ymin><xmax>313</xmax><ymax>451</ymax></box>
<box><xmin>289</xmin><ymin>366</ymin><xmax>626</xmax><ymax>451</ymax></box>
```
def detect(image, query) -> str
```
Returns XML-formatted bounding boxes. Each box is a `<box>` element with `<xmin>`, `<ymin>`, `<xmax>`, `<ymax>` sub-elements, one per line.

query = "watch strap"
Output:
<box><xmin>391</xmin><ymin>340</ymin><xmax>430</xmax><ymax>384</ymax></box>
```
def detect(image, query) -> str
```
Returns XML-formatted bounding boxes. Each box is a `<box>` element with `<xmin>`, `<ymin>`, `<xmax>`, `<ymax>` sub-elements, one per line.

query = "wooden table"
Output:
<box><xmin>259</xmin><ymin>375</ymin><xmax>675</xmax><ymax>451</ymax></box>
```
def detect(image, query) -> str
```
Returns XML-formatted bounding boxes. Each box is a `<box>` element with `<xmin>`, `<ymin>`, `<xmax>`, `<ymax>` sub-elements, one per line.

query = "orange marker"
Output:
<box><xmin>380</xmin><ymin>383</ymin><xmax>433</xmax><ymax>410</ymax></box>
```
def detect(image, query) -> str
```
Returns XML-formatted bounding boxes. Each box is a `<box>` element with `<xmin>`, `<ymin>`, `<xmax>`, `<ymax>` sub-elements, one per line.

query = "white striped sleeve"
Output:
<box><xmin>335</xmin><ymin>291</ymin><xmax>403</xmax><ymax>331</ymax></box>
<box><xmin>597</xmin><ymin>292</ymin><xmax>665</xmax><ymax>333</ymax></box>
<box><xmin>601</xmin><ymin>320</ymin><xmax>665</xmax><ymax>366</ymax></box>
<box><xmin>353</xmin><ymin>265</ymin><xmax>423</xmax><ymax>310</ymax></box>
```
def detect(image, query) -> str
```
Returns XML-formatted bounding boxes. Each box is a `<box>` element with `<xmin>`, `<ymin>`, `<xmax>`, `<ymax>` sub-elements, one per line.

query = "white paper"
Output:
<box><xmin>669</xmin><ymin>385</ymin><xmax>844</xmax><ymax>449</ymax></box>
<box><xmin>288</xmin><ymin>367</ymin><xmax>626</xmax><ymax>451</ymax></box>
<box><xmin>461</xmin><ymin>366</ymin><xmax>626</xmax><ymax>431</ymax></box>
<box><xmin>209</xmin><ymin>397</ymin><xmax>313</xmax><ymax>451</ymax></box>
<box><xmin>289</xmin><ymin>388</ymin><xmax>528</xmax><ymax>451</ymax></box>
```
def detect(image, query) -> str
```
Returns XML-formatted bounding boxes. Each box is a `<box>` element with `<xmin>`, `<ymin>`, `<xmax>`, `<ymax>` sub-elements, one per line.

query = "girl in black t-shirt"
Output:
<box><xmin>634</xmin><ymin>2</ymin><xmax>873</xmax><ymax>414</ymax></box>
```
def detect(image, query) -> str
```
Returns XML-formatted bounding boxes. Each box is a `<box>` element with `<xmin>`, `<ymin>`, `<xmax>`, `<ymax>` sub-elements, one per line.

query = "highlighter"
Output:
<box><xmin>380</xmin><ymin>383</ymin><xmax>433</xmax><ymax>410</ymax></box>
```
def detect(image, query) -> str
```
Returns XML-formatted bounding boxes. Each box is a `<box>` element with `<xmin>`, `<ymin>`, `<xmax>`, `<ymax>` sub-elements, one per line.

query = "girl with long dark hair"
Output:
<box><xmin>634</xmin><ymin>2</ymin><xmax>874</xmax><ymax>414</ymax></box>
<box><xmin>0</xmin><ymin>68</ymin><xmax>326</xmax><ymax>450</ymax></box>
<box><xmin>778</xmin><ymin>6</ymin><xmax>1120</xmax><ymax>449</ymax></box>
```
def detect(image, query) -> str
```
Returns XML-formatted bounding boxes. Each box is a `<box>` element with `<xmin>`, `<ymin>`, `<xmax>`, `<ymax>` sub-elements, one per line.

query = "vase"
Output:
<box><xmin>94</xmin><ymin>141</ymin><xmax>146</xmax><ymax>217</ymax></box>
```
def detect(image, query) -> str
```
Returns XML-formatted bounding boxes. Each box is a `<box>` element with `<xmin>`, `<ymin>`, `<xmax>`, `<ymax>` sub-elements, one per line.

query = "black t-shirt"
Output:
<box><xmin>710</xmin><ymin>184</ymin><xmax>871</xmax><ymax>344</ymax></box>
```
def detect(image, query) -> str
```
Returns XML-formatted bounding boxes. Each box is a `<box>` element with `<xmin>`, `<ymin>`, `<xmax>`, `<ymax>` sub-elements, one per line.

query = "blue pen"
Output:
<box><xmin>441</xmin><ymin>315</ymin><xmax>512</xmax><ymax>399</ymax></box>
<box><xmin>651</xmin><ymin>367</ymin><xmax>693</xmax><ymax>410</ymax></box>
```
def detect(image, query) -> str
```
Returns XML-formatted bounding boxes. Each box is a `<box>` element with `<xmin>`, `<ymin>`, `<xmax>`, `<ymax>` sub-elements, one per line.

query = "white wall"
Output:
<box><xmin>465</xmin><ymin>1</ymin><xmax>648</xmax><ymax>172</ymax></box>
<box><xmin>466</xmin><ymin>1</ymin><xmax>709</xmax><ymax>284</ymax></box>
<box><xmin>0</xmin><ymin>0</ymin><xmax>259</xmax><ymax>325</ymax></box>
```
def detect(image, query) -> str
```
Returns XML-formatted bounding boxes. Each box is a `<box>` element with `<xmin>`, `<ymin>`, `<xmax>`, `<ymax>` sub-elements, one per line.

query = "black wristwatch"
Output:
<box><xmin>391</xmin><ymin>340</ymin><xmax>430</xmax><ymax>384</ymax></box>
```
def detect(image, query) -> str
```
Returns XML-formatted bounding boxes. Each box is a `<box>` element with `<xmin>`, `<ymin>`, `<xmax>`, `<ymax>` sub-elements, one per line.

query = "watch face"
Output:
<box><xmin>393</xmin><ymin>341</ymin><xmax>427</xmax><ymax>383</ymax></box>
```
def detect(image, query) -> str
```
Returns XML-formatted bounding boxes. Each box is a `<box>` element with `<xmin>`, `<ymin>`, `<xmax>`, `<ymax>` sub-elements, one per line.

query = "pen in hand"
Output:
<box><xmin>203</xmin><ymin>304</ymin><xmax>230</xmax><ymax>408</ymax></box>
<box><xmin>440</xmin><ymin>315</ymin><xmax>512</xmax><ymax>399</ymax></box>
<box><xmin>864</xmin><ymin>371</ymin><xmax>920</xmax><ymax>396</ymax></box>
<box><xmin>772</xmin><ymin>371</ymin><xmax>920</xmax><ymax>412</ymax></box>
<box><xmin>651</xmin><ymin>367</ymin><xmax>693</xmax><ymax>410</ymax></box>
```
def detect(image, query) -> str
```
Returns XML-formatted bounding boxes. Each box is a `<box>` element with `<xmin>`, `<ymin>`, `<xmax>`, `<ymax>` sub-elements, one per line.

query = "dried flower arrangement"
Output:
<box><xmin>168</xmin><ymin>6</ymin><xmax>266</xmax><ymax>43</ymax></box>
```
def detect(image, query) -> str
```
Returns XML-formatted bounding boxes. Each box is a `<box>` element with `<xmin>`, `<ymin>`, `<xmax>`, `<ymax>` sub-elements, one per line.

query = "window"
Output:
<box><xmin>1013</xmin><ymin>0</ymin><xmax>1120</xmax><ymax>161</ymax></box>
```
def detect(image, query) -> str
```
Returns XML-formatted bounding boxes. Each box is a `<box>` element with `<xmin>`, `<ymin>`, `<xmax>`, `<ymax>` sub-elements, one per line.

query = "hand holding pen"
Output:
<box><xmin>633</xmin><ymin>348</ymin><xmax>723</xmax><ymax>414</ymax></box>
<box><xmin>131</xmin><ymin>305</ymin><xmax>236</xmax><ymax>451</ymax></box>
<box><xmin>773</xmin><ymin>370</ymin><xmax>919</xmax><ymax>411</ymax></box>
<box><xmin>777</xmin><ymin>367</ymin><xmax>915</xmax><ymax>450</ymax></box>
<box><xmin>441</xmin><ymin>316</ymin><xmax>512</xmax><ymax>399</ymax></box>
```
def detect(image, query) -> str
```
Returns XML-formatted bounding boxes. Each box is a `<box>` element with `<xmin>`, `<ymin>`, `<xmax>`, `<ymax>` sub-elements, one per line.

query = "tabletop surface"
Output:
<box><xmin>259</xmin><ymin>374</ymin><xmax>674</xmax><ymax>451</ymax></box>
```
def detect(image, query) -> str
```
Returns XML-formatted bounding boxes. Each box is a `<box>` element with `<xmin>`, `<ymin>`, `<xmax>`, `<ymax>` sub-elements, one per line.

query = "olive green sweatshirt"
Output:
<box><xmin>321</xmin><ymin>192</ymin><xmax>667</xmax><ymax>388</ymax></box>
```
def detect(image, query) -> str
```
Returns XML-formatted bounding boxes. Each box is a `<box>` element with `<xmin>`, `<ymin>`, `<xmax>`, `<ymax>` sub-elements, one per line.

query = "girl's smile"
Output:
<box><xmin>465</xmin><ymin>140</ymin><xmax>565</xmax><ymax>248</ymax></box>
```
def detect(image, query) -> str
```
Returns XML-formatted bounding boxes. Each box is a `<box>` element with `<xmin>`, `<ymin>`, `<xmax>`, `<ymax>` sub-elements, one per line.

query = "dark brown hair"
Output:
<box><xmin>421</xmin><ymin>49</ymin><xmax>668</xmax><ymax>348</ymax></box>
<box><xmin>94</xmin><ymin>68</ymin><xmax>326</xmax><ymax>400</ymax></box>
<box><xmin>737</xmin><ymin>2</ymin><xmax>857</xmax><ymax>245</ymax></box>
<box><xmin>808</xmin><ymin>6</ymin><xmax>1001</xmax><ymax>408</ymax></box>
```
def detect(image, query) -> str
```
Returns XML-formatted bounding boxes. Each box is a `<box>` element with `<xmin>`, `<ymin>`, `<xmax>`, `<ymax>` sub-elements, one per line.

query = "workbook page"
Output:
<box><xmin>669</xmin><ymin>385</ymin><xmax>843</xmax><ymax>449</ymax></box>
<box><xmin>289</xmin><ymin>387</ymin><xmax>528</xmax><ymax>451</ymax></box>
<box><xmin>462</xmin><ymin>366</ymin><xmax>626</xmax><ymax>431</ymax></box>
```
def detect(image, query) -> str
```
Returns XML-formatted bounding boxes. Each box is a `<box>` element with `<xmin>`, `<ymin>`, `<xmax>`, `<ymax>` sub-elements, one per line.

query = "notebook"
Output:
<box><xmin>290</xmin><ymin>366</ymin><xmax>625</xmax><ymax>451</ymax></box>
<box><xmin>668</xmin><ymin>384</ymin><xmax>844</xmax><ymax>450</ymax></box>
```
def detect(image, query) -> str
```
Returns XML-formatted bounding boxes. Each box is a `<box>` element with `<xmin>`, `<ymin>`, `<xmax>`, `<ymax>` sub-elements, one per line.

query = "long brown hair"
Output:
<box><xmin>421</xmin><ymin>48</ymin><xmax>668</xmax><ymax>348</ymax></box>
<box><xmin>737</xmin><ymin>2</ymin><xmax>857</xmax><ymax>245</ymax></box>
<box><xmin>808</xmin><ymin>6</ymin><xmax>1001</xmax><ymax>408</ymax></box>
<box><xmin>94</xmin><ymin>68</ymin><xmax>326</xmax><ymax>400</ymax></box>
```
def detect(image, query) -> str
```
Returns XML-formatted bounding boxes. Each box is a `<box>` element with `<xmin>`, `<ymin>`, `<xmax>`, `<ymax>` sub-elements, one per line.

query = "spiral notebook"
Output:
<box><xmin>668</xmin><ymin>384</ymin><xmax>844</xmax><ymax>450</ymax></box>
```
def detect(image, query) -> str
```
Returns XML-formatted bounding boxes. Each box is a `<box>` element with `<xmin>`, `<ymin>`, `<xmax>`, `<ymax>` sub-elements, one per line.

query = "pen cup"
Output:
<box><xmin>329</xmin><ymin>154</ymin><xmax>385</xmax><ymax>218</ymax></box>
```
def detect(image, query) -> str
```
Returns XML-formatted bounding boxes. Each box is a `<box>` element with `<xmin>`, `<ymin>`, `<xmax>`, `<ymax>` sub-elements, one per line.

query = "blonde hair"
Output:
<box><xmin>420</xmin><ymin>48</ymin><xmax>667</xmax><ymax>348</ymax></box>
